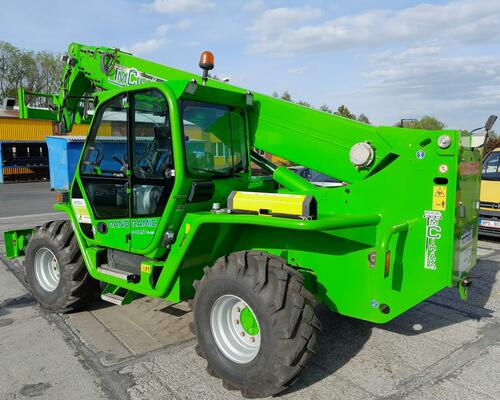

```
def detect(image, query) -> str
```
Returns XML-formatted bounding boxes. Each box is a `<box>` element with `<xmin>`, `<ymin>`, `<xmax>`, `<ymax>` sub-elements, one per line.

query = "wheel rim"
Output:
<box><xmin>34</xmin><ymin>247</ymin><xmax>60</xmax><ymax>292</ymax></box>
<box><xmin>210</xmin><ymin>295</ymin><xmax>261</xmax><ymax>364</ymax></box>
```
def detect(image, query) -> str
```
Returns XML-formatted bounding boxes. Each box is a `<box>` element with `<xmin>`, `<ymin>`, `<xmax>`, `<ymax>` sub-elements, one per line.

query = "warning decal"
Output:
<box><xmin>141</xmin><ymin>263</ymin><xmax>151</xmax><ymax>274</ymax></box>
<box><xmin>432</xmin><ymin>186</ymin><xmax>447</xmax><ymax>211</ymax></box>
<box><xmin>72</xmin><ymin>198</ymin><xmax>91</xmax><ymax>224</ymax></box>
<box><xmin>459</xmin><ymin>226</ymin><xmax>474</xmax><ymax>274</ymax></box>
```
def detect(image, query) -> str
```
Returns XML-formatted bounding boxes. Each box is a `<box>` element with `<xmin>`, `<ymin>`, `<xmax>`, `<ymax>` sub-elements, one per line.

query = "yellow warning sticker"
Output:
<box><xmin>141</xmin><ymin>264</ymin><xmax>151</xmax><ymax>274</ymax></box>
<box><xmin>432</xmin><ymin>186</ymin><xmax>447</xmax><ymax>211</ymax></box>
<box><xmin>71</xmin><ymin>198</ymin><xmax>91</xmax><ymax>223</ymax></box>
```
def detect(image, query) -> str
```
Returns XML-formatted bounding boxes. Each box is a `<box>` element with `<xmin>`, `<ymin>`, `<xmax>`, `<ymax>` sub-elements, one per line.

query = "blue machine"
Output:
<box><xmin>46</xmin><ymin>136</ymin><xmax>142</xmax><ymax>190</ymax></box>
<box><xmin>46</xmin><ymin>136</ymin><xmax>85</xmax><ymax>190</ymax></box>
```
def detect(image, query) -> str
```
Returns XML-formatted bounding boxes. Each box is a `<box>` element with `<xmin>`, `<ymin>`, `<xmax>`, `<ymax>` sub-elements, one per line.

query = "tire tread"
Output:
<box><xmin>190</xmin><ymin>250</ymin><xmax>320</xmax><ymax>398</ymax></box>
<box><xmin>25</xmin><ymin>220</ymin><xmax>99</xmax><ymax>313</ymax></box>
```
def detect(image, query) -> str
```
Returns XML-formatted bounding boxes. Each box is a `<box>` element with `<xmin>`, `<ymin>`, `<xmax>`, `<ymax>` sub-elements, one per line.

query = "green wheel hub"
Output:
<box><xmin>240</xmin><ymin>306</ymin><xmax>259</xmax><ymax>336</ymax></box>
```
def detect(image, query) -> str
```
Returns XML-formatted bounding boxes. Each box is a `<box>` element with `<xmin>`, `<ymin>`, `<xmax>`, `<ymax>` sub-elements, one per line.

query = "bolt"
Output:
<box><xmin>234</xmin><ymin>319</ymin><xmax>240</xmax><ymax>325</ymax></box>
<box><xmin>240</xmin><ymin>332</ymin><xmax>245</xmax><ymax>337</ymax></box>
<box><xmin>235</xmin><ymin>307</ymin><xmax>241</xmax><ymax>313</ymax></box>
<box><xmin>250</xmin><ymin>337</ymin><xmax>255</xmax><ymax>343</ymax></box>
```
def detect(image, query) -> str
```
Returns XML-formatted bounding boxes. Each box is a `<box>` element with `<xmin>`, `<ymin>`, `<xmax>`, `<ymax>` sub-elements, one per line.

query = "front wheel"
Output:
<box><xmin>190</xmin><ymin>251</ymin><xmax>320</xmax><ymax>398</ymax></box>
<box><xmin>25</xmin><ymin>220</ymin><xmax>99</xmax><ymax>313</ymax></box>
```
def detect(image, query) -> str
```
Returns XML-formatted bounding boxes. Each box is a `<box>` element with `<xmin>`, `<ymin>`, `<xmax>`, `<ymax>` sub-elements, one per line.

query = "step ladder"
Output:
<box><xmin>97</xmin><ymin>264</ymin><xmax>140</xmax><ymax>283</ymax></box>
<box><xmin>100</xmin><ymin>283</ymin><xmax>137</xmax><ymax>306</ymax></box>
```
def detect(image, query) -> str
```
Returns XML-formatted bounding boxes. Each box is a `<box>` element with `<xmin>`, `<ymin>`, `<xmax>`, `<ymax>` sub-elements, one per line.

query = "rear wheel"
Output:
<box><xmin>25</xmin><ymin>220</ymin><xmax>99</xmax><ymax>313</ymax></box>
<box><xmin>190</xmin><ymin>251</ymin><xmax>320</xmax><ymax>398</ymax></box>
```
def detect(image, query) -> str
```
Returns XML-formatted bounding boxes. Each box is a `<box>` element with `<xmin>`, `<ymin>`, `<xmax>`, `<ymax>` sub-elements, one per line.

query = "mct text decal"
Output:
<box><xmin>109</xmin><ymin>65</ymin><xmax>163</xmax><ymax>87</ymax></box>
<box><xmin>424</xmin><ymin>210</ymin><xmax>442</xmax><ymax>270</ymax></box>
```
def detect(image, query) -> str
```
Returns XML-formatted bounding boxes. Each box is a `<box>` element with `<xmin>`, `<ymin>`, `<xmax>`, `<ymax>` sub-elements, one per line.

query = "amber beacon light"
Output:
<box><xmin>199</xmin><ymin>51</ymin><xmax>214</xmax><ymax>85</ymax></box>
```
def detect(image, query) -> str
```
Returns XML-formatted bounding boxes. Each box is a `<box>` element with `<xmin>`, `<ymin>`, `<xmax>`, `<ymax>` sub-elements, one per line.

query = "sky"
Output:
<box><xmin>1</xmin><ymin>0</ymin><xmax>500</xmax><ymax>130</ymax></box>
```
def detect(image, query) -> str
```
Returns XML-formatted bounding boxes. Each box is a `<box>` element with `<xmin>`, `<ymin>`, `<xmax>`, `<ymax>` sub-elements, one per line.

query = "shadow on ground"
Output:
<box><xmin>284</xmin><ymin>256</ymin><xmax>499</xmax><ymax>394</ymax></box>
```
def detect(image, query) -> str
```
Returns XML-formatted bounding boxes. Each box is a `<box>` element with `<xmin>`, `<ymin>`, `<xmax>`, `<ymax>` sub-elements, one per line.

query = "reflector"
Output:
<box><xmin>384</xmin><ymin>251</ymin><xmax>391</xmax><ymax>278</ymax></box>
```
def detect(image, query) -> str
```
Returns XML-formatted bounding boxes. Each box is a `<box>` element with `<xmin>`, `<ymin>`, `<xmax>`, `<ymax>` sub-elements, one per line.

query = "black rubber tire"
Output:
<box><xmin>25</xmin><ymin>220</ymin><xmax>100</xmax><ymax>313</ymax></box>
<box><xmin>190</xmin><ymin>251</ymin><xmax>320</xmax><ymax>398</ymax></box>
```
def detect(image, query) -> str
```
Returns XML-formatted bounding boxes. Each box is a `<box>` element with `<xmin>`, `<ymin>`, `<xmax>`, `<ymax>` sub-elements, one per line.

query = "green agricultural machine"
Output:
<box><xmin>4</xmin><ymin>43</ymin><xmax>488</xmax><ymax>397</ymax></box>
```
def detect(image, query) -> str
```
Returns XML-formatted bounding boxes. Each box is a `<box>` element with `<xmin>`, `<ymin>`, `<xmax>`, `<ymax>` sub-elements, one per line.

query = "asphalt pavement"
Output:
<box><xmin>0</xmin><ymin>183</ymin><xmax>499</xmax><ymax>400</ymax></box>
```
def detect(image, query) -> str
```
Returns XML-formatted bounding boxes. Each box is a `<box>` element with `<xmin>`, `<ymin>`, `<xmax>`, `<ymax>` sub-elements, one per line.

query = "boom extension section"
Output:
<box><xmin>20</xmin><ymin>43</ymin><xmax>396</xmax><ymax>183</ymax></box>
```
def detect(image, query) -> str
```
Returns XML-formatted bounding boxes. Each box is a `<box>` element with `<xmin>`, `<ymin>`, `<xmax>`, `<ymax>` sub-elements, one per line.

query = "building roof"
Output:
<box><xmin>0</xmin><ymin>108</ymin><xmax>19</xmax><ymax>119</ymax></box>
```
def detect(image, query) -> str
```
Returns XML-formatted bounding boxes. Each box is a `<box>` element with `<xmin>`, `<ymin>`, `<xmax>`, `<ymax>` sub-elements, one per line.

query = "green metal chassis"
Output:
<box><xmin>3</xmin><ymin>43</ymin><xmax>483</xmax><ymax>325</ymax></box>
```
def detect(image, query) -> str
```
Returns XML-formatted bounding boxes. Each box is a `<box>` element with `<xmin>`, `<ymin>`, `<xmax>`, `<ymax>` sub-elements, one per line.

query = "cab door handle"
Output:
<box><xmin>458</xmin><ymin>202</ymin><xmax>466</xmax><ymax>218</ymax></box>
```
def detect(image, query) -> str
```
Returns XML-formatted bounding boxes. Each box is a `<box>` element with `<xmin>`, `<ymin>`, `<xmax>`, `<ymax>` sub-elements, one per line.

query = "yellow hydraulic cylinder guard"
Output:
<box><xmin>227</xmin><ymin>191</ymin><xmax>316</xmax><ymax>220</ymax></box>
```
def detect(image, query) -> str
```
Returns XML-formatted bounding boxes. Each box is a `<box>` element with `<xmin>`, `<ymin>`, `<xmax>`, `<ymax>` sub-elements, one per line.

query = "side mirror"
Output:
<box><xmin>465</xmin><ymin>115</ymin><xmax>498</xmax><ymax>149</ymax></box>
<box><xmin>485</xmin><ymin>115</ymin><xmax>498</xmax><ymax>132</ymax></box>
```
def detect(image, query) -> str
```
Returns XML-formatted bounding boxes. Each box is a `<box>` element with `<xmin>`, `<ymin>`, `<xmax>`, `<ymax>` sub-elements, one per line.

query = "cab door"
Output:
<box><xmin>78</xmin><ymin>93</ymin><xmax>131</xmax><ymax>251</ymax></box>
<box><xmin>129</xmin><ymin>88</ymin><xmax>174</xmax><ymax>250</ymax></box>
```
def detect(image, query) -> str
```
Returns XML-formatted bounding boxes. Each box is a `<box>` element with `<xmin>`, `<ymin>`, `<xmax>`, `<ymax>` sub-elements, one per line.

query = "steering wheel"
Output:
<box><xmin>112</xmin><ymin>155</ymin><xmax>125</xmax><ymax>166</ymax></box>
<box><xmin>134</xmin><ymin>158</ymin><xmax>154</xmax><ymax>178</ymax></box>
<box><xmin>134</xmin><ymin>165</ymin><xmax>148</xmax><ymax>179</ymax></box>
<box><xmin>112</xmin><ymin>154</ymin><xmax>130</xmax><ymax>175</ymax></box>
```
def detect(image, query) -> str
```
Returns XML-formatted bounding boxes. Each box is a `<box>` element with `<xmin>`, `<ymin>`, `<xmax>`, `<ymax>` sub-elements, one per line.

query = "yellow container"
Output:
<box><xmin>0</xmin><ymin>117</ymin><xmax>89</xmax><ymax>141</ymax></box>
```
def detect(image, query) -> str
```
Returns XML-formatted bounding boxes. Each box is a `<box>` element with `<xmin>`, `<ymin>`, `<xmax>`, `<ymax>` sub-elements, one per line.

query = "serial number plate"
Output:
<box><xmin>479</xmin><ymin>219</ymin><xmax>500</xmax><ymax>229</ymax></box>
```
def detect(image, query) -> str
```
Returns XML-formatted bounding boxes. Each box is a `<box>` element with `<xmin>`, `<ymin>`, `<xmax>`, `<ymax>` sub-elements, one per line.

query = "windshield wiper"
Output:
<box><xmin>190</xmin><ymin>168</ymin><xmax>233</xmax><ymax>177</ymax></box>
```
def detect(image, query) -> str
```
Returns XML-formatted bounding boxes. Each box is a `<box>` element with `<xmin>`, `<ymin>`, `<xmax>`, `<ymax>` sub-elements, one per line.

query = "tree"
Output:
<box><xmin>296</xmin><ymin>100</ymin><xmax>311</xmax><ymax>107</ymax></box>
<box><xmin>397</xmin><ymin>116</ymin><xmax>446</xmax><ymax>130</ymax></box>
<box><xmin>334</xmin><ymin>104</ymin><xmax>356</xmax><ymax>120</ymax></box>
<box><xmin>0</xmin><ymin>41</ymin><xmax>63</xmax><ymax>106</ymax></box>
<box><xmin>357</xmin><ymin>113</ymin><xmax>371</xmax><ymax>124</ymax></box>
<box><xmin>208</xmin><ymin>73</ymin><xmax>221</xmax><ymax>81</ymax></box>
<box><xmin>485</xmin><ymin>136</ymin><xmax>500</xmax><ymax>154</ymax></box>
<box><xmin>272</xmin><ymin>91</ymin><xmax>279</xmax><ymax>98</ymax></box>
<box><xmin>280</xmin><ymin>90</ymin><xmax>292</xmax><ymax>101</ymax></box>
<box><xmin>320</xmin><ymin>104</ymin><xmax>332</xmax><ymax>113</ymax></box>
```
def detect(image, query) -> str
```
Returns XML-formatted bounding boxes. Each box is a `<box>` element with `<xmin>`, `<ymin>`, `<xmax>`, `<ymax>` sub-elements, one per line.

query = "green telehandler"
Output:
<box><xmin>4</xmin><ymin>43</ymin><xmax>491</xmax><ymax>397</ymax></box>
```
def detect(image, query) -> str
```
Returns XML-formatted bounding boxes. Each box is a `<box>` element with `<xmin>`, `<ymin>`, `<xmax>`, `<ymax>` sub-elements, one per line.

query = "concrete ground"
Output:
<box><xmin>0</xmin><ymin>183</ymin><xmax>499</xmax><ymax>400</ymax></box>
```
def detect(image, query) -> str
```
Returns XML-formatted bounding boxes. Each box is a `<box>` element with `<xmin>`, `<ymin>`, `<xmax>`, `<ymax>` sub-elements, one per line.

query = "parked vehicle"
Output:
<box><xmin>293</xmin><ymin>166</ymin><xmax>345</xmax><ymax>187</ymax></box>
<box><xmin>479</xmin><ymin>147</ymin><xmax>500</xmax><ymax>236</ymax></box>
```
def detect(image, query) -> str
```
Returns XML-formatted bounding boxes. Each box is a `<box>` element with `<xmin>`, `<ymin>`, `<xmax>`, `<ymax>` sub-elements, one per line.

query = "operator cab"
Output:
<box><xmin>74</xmin><ymin>78</ymin><xmax>250</xmax><ymax>254</ymax></box>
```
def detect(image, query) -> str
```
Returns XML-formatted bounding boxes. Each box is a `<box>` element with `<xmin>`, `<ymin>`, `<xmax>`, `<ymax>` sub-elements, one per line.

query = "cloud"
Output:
<box><xmin>366</xmin><ymin>46</ymin><xmax>500</xmax><ymax>100</ymax></box>
<box><xmin>177</xmin><ymin>19</ymin><xmax>192</xmax><ymax>30</ymax></box>
<box><xmin>361</xmin><ymin>45</ymin><xmax>500</xmax><ymax>127</ymax></box>
<box><xmin>144</xmin><ymin>0</ymin><xmax>215</xmax><ymax>14</ymax></box>
<box><xmin>154</xmin><ymin>19</ymin><xmax>191</xmax><ymax>35</ymax></box>
<box><xmin>128</xmin><ymin>19</ymin><xmax>192</xmax><ymax>55</ymax></box>
<box><xmin>249</xmin><ymin>0</ymin><xmax>500</xmax><ymax>55</ymax></box>
<box><xmin>250</xmin><ymin>6</ymin><xmax>322</xmax><ymax>37</ymax></box>
<box><xmin>155</xmin><ymin>24</ymin><xmax>172</xmax><ymax>36</ymax></box>
<box><xmin>243</xmin><ymin>0</ymin><xmax>265</xmax><ymax>12</ymax></box>
<box><xmin>130</xmin><ymin>38</ymin><xmax>166</xmax><ymax>54</ymax></box>
<box><xmin>184</xmin><ymin>41</ymin><xmax>201</xmax><ymax>47</ymax></box>
<box><xmin>288</xmin><ymin>66</ymin><xmax>307</xmax><ymax>75</ymax></box>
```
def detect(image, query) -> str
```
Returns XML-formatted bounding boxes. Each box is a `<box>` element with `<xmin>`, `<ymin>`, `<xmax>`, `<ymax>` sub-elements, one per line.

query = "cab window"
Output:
<box><xmin>482</xmin><ymin>151</ymin><xmax>500</xmax><ymax>180</ymax></box>
<box><xmin>131</xmin><ymin>89</ymin><xmax>173</xmax><ymax>217</ymax></box>
<box><xmin>81</xmin><ymin>95</ymin><xmax>128</xmax><ymax>177</ymax></box>
<box><xmin>180</xmin><ymin>100</ymin><xmax>247</xmax><ymax>177</ymax></box>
